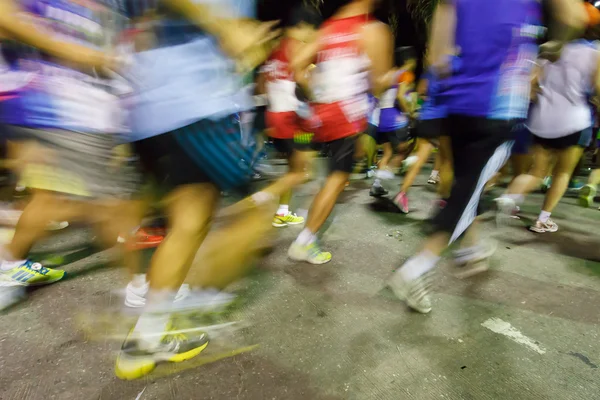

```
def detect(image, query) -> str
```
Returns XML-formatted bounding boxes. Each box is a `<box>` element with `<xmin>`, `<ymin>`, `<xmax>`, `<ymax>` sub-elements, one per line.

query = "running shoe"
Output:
<box><xmin>272</xmin><ymin>212</ymin><xmax>305</xmax><ymax>228</ymax></box>
<box><xmin>369</xmin><ymin>184</ymin><xmax>388</xmax><ymax>197</ymax></box>
<box><xmin>578</xmin><ymin>184</ymin><xmax>597</xmax><ymax>208</ymax></box>
<box><xmin>46</xmin><ymin>221</ymin><xmax>69</xmax><ymax>231</ymax></box>
<box><xmin>568</xmin><ymin>179</ymin><xmax>584</xmax><ymax>191</ymax></box>
<box><xmin>453</xmin><ymin>240</ymin><xmax>497</xmax><ymax>279</ymax></box>
<box><xmin>126</xmin><ymin>228</ymin><xmax>165</xmax><ymax>251</ymax></box>
<box><xmin>529</xmin><ymin>218</ymin><xmax>558</xmax><ymax>233</ymax></box>
<box><xmin>392</xmin><ymin>191</ymin><xmax>409</xmax><ymax>213</ymax></box>
<box><xmin>400</xmin><ymin>155</ymin><xmax>418</xmax><ymax>174</ymax></box>
<box><xmin>540</xmin><ymin>176</ymin><xmax>551</xmax><ymax>193</ymax></box>
<box><xmin>494</xmin><ymin>196</ymin><xmax>520</xmax><ymax>225</ymax></box>
<box><xmin>366</xmin><ymin>168</ymin><xmax>376</xmax><ymax>179</ymax></box>
<box><xmin>388</xmin><ymin>271</ymin><xmax>433</xmax><ymax>314</ymax></box>
<box><xmin>427</xmin><ymin>174</ymin><xmax>440</xmax><ymax>185</ymax></box>
<box><xmin>115</xmin><ymin>325</ymin><xmax>209</xmax><ymax>380</ymax></box>
<box><xmin>0</xmin><ymin>275</ymin><xmax>25</xmax><ymax>311</ymax></box>
<box><xmin>427</xmin><ymin>198</ymin><xmax>447</xmax><ymax>219</ymax></box>
<box><xmin>288</xmin><ymin>241</ymin><xmax>332</xmax><ymax>265</ymax></box>
<box><xmin>2</xmin><ymin>260</ymin><xmax>65</xmax><ymax>286</ymax></box>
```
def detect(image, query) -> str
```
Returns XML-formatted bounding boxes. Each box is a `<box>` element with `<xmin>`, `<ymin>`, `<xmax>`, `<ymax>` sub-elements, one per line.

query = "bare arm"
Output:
<box><xmin>397</xmin><ymin>82</ymin><xmax>413</xmax><ymax>116</ymax></box>
<box><xmin>164</xmin><ymin>0</ymin><xmax>279</xmax><ymax>60</ymax></box>
<box><xmin>594</xmin><ymin>52</ymin><xmax>600</xmax><ymax>95</ymax></box>
<box><xmin>361</xmin><ymin>22</ymin><xmax>395</xmax><ymax>97</ymax></box>
<box><xmin>427</xmin><ymin>0</ymin><xmax>456</xmax><ymax>76</ymax></box>
<box><xmin>0</xmin><ymin>0</ymin><xmax>108</xmax><ymax>68</ymax></box>
<box><xmin>290</xmin><ymin>38</ymin><xmax>320</xmax><ymax>86</ymax></box>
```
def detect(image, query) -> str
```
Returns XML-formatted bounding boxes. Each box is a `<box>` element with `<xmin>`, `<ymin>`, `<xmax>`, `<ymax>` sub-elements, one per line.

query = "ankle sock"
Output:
<box><xmin>397</xmin><ymin>250</ymin><xmax>440</xmax><ymax>282</ymax></box>
<box><xmin>296</xmin><ymin>228</ymin><xmax>316</xmax><ymax>246</ymax></box>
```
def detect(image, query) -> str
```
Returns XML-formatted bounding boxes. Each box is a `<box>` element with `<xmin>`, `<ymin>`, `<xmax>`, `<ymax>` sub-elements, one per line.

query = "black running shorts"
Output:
<box><xmin>134</xmin><ymin>115</ymin><xmax>254</xmax><ymax>194</ymax></box>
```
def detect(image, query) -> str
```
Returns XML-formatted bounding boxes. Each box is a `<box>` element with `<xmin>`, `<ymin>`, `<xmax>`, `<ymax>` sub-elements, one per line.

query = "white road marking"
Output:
<box><xmin>481</xmin><ymin>318</ymin><xmax>546</xmax><ymax>354</ymax></box>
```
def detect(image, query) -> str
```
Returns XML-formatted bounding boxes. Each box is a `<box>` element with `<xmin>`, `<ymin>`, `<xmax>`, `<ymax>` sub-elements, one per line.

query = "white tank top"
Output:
<box><xmin>527</xmin><ymin>41</ymin><xmax>599</xmax><ymax>138</ymax></box>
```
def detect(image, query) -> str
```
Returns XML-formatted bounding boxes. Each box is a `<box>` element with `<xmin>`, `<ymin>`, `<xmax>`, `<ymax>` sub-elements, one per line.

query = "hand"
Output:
<box><xmin>218</xmin><ymin>20</ymin><xmax>281</xmax><ymax>60</ymax></box>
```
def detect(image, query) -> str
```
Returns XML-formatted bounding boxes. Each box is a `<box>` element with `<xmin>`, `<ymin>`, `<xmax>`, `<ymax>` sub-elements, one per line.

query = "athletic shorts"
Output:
<box><xmin>368</xmin><ymin>125</ymin><xmax>411</xmax><ymax>147</ymax></box>
<box><xmin>416</xmin><ymin>118</ymin><xmax>444</xmax><ymax>139</ymax></box>
<box><xmin>533</xmin><ymin>128</ymin><xmax>593</xmax><ymax>150</ymax></box>
<box><xmin>431</xmin><ymin>116</ymin><xmax>516</xmax><ymax>243</ymax></box>
<box><xmin>511</xmin><ymin>122</ymin><xmax>532</xmax><ymax>155</ymax></box>
<box><xmin>322</xmin><ymin>135</ymin><xmax>357</xmax><ymax>174</ymax></box>
<box><xmin>133</xmin><ymin>115</ymin><xmax>254</xmax><ymax>194</ymax></box>
<box><xmin>272</xmin><ymin>136</ymin><xmax>316</xmax><ymax>155</ymax></box>
<box><xmin>311</xmin><ymin>102</ymin><xmax>367</xmax><ymax>143</ymax></box>
<box><xmin>4</xmin><ymin>125</ymin><xmax>138</xmax><ymax>198</ymax></box>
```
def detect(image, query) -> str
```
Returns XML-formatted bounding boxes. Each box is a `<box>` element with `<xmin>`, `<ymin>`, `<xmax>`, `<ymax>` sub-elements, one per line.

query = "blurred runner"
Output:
<box><xmin>369</xmin><ymin>47</ymin><xmax>417</xmax><ymax>198</ymax></box>
<box><xmin>287</xmin><ymin>0</ymin><xmax>398</xmax><ymax>264</ymax></box>
<box><xmin>388</xmin><ymin>0</ymin><xmax>586</xmax><ymax>313</ymax></box>
<box><xmin>0</xmin><ymin>0</ymin><xmax>132</xmax><ymax>310</ymax></box>
<box><xmin>498</xmin><ymin>14</ymin><xmax>600</xmax><ymax>233</ymax></box>
<box><xmin>262</xmin><ymin>4</ymin><xmax>321</xmax><ymax>228</ymax></box>
<box><xmin>116</xmin><ymin>0</ymin><xmax>280</xmax><ymax>380</ymax></box>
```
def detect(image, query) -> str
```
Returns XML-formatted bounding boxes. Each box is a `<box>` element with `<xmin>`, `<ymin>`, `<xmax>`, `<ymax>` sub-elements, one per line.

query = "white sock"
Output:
<box><xmin>295</xmin><ymin>228</ymin><xmax>316</xmax><ymax>246</ymax></box>
<box><xmin>430</xmin><ymin>170</ymin><xmax>439</xmax><ymax>178</ymax></box>
<box><xmin>133</xmin><ymin>290</ymin><xmax>176</xmax><ymax>349</ymax></box>
<box><xmin>538</xmin><ymin>210</ymin><xmax>551</xmax><ymax>223</ymax></box>
<box><xmin>131</xmin><ymin>273</ymin><xmax>147</xmax><ymax>288</ymax></box>
<box><xmin>0</xmin><ymin>248</ymin><xmax>25</xmax><ymax>271</ymax></box>
<box><xmin>277</xmin><ymin>205</ymin><xmax>289</xmax><ymax>215</ymax></box>
<box><xmin>373</xmin><ymin>178</ymin><xmax>382</xmax><ymax>187</ymax></box>
<box><xmin>397</xmin><ymin>250</ymin><xmax>440</xmax><ymax>282</ymax></box>
<box><xmin>500</xmin><ymin>193</ymin><xmax>524</xmax><ymax>205</ymax></box>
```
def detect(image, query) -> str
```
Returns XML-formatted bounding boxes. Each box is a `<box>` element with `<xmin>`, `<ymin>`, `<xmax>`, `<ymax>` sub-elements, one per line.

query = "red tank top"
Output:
<box><xmin>263</xmin><ymin>39</ymin><xmax>298</xmax><ymax>114</ymax></box>
<box><xmin>311</xmin><ymin>14</ymin><xmax>375</xmax><ymax>141</ymax></box>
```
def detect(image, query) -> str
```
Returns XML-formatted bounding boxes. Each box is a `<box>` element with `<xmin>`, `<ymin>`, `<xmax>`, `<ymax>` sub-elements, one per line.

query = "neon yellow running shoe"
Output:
<box><xmin>115</xmin><ymin>325</ymin><xmax>209</xmax><ymax>380</ymax></box>
<box><xmin>3</xmin><ymin>260</ymin><xmax>65</xmax><ymax>286</ymax></box>
<box><xmin>272</xmin><ymin>212</ymin><xmax>305</xmax><ymax>228</ymax></box>
<box><xmin>288</xmin><ymin>241</ymin><xmax>332</xmax><ymax>265</ymax></box>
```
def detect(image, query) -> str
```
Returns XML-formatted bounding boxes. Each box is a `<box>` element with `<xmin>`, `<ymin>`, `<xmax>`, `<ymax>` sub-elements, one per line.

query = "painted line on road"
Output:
<box><xmin>481</xmin><ymin>318</ymin><xmax>546</xmax><ymax>354</ymax></box>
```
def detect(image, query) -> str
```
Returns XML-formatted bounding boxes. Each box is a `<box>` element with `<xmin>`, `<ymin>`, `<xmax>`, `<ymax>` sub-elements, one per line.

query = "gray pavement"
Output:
<box><xmin>1</xmin><ymin>169</ymin><xmax>600</xmax><ymax>400</ymax></box>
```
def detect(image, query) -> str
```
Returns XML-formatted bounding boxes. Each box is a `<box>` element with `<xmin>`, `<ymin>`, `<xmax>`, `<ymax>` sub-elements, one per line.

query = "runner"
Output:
<box><xmin>370</xmin><ymin>47</ymin><xmax>417</xmax><ymax>198</ymax></box>
<box><xmin>0</xmin><ymin>0</ymin><xmax>132</xmax><ymax>310</ymax></box>
<box><xmin>115</xmin><ymin>0</ymin><xmax>280</xmax><ymax>380</ymax></box>
<box><xmin>497</xmin><ymin>14</ymin><xmax>600</xmax><ymax>233</ymax></box>
<box><xmin>392</xmin><ymin>63</ymin><xmax>453</xmax><ymax>214</ymax></box>
<box><xmin>262</xmin><ymin>4</ymin><xmax>321</xmax><ymax>228</ymax></box>
<box><xmin>287</xmin><ymin>0</ymin><xmax>398</xmax><ymax>264</ymax></box>
<box><xmin>388</xmin><ymin>0</ymin><xmax>586</xmax><ymax>313</ymax></box>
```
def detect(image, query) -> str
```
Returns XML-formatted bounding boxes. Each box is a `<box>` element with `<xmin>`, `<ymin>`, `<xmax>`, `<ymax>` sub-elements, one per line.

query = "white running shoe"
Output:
<box><xmin>0</xmin><ymin>275</ymin><xmax>26</xmax><ymax>311</ymax></box>
<box><xmin>388</xmin><ymin>271</ymin><xmax>433</xmax><ymax>314</ymax></box>
<box><xmin>47</xmin><ymin>221</ymin><xmax>69</xmax><ymax>231</ymax></box>
<box><xmin>453</xmin><ymin>240</ymin><xmax>497</xmax><ymax>279</ymax></box>
<box><xmin>529</xmin><ymin>219</ymin><xmax>558</xmax><ymax>233</ymax></box>
<box><xmin>427</xmin><ymin>174</ymin><xmax>440</xmax><ymax>185</ymax></box>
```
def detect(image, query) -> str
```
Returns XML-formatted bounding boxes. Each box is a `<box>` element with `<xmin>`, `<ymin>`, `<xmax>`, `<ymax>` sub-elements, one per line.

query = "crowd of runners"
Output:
<box><xmin>0</xmin><ymin>0</ymin><xmax>597</xmax><ymax>381</ymax></box>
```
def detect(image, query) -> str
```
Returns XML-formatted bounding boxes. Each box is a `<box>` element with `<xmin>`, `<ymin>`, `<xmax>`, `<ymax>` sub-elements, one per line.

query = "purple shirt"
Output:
<box><xmin>437</xmin><ymin>0</ymin><xmax>544</xmax><ymax>120</ymax></box>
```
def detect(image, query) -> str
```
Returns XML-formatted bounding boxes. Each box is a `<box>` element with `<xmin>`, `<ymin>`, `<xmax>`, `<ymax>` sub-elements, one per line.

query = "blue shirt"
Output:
<box><xmin>437</xmin><ymin>0</ymin><xmax>544</xmax><ymax>120</ymax></box>
<box><xmin>127</xmin><ymin>0</ymin><xmax>256</xmax><ymax>140</ymax></box>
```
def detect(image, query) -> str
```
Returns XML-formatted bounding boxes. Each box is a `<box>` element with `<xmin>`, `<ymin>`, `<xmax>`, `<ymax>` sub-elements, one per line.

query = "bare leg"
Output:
<box><xmin>188</xmin><ymin>204</ymin><xmax>273</xmax><ymax>289</ymax></box>
<box><xmin>541</xmin><ymin>146</ymin><xmax>584</xmax><ymax>213</ymax></box>
<box><xmin>506</xmin><ymin>145</ymin><xmax>553</xmax><ymax>196</ymax></box>
<box><xmin>147</xmin><ymin>184</ymin><xmax>219</xmax><ymax>291</ymax></box>
<box><xmin>305</xmin><ymin>171</ymin><xmax>349</xmax><ymax>233</ymax></box>
<box><xmin>400</xmin><ymin>139</ymin><xmax>434</xmax><ymax>193</ymax></box>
